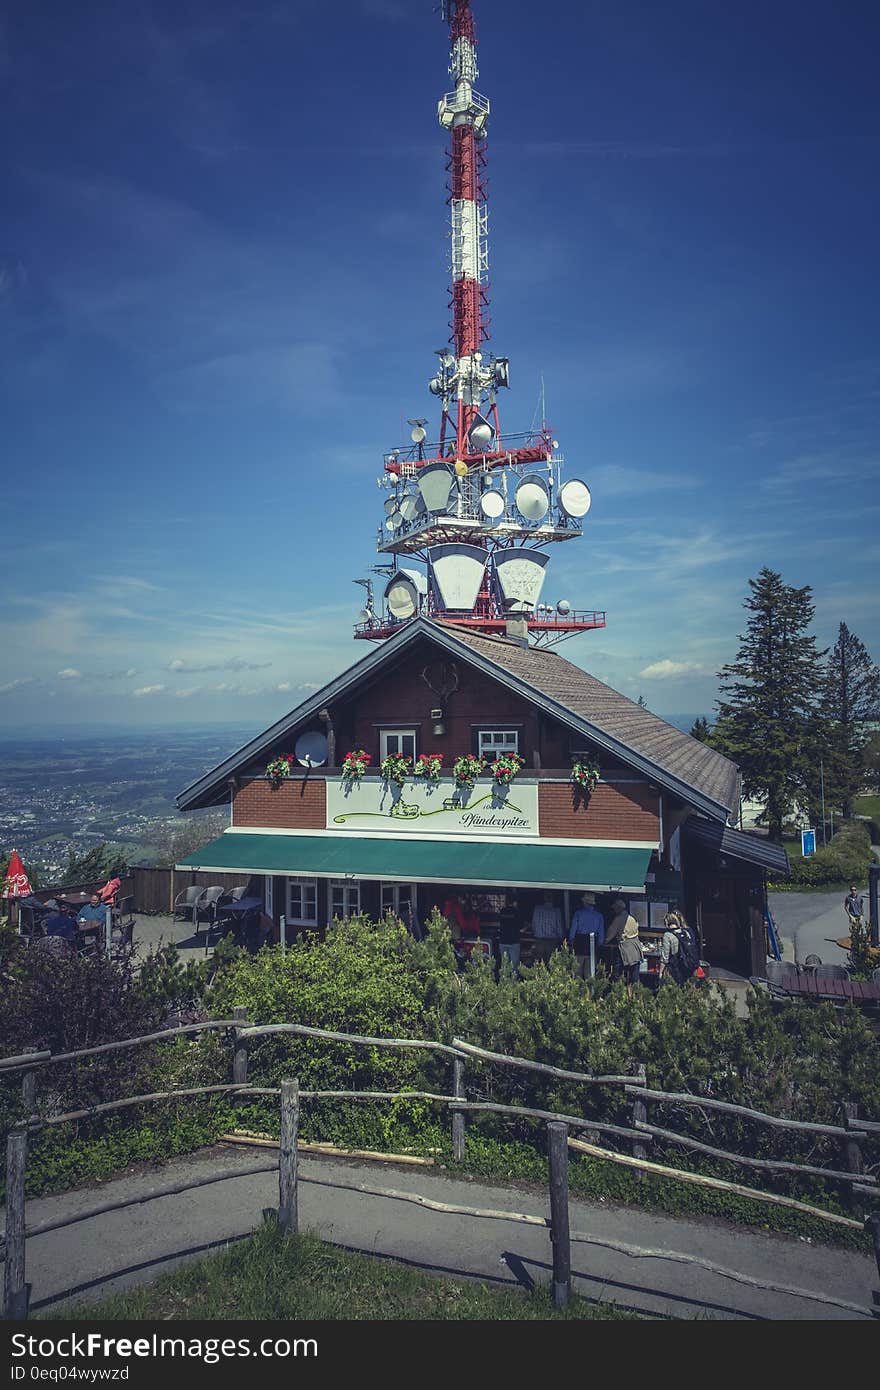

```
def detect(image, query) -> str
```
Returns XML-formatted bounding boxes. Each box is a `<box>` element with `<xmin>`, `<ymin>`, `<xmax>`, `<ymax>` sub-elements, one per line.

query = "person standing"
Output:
<box><xmin>568</xmin><ymin>892</ymin><xmax>604</xmax><ymax>979</ymax></box>
<box><xmin>844</xmin><ymin>885</ymin><xmax>864</xmax><ymax>929</ymax></box>
<box><xmin>606</xmin><ymin>897</ymin><xmax>641</xmax><ymax>989</ymax></box>
<box><xmin>658</xmin><ymin>910</ymin><xmax>697</xmax><ymax>986</ymax></box>
<box><xmin>498</xmin><ymin>895</ymin><xmax>521</xmax><ymax>975</ymax></box>
<box><xmin>530</xmin><ymin>893</ymin><xmax>564</xmax><ymax>964</ymax></box>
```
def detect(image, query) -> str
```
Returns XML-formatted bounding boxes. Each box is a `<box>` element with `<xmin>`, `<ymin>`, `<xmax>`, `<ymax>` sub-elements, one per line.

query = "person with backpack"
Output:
<box><xmin>659</xmin><ymin>910</ymin><xmax>700</xmax><ymax>986</ymax></box>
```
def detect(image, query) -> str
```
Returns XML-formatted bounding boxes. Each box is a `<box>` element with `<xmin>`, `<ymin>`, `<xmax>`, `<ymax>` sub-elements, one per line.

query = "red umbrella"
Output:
<box><xmin>3</xmin><ymin>849</ymin><xmax>32</xmax><ymax>899</ymax></box>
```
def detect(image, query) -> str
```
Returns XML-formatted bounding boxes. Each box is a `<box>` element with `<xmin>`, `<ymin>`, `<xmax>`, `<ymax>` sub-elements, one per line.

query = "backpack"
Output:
<box><xmin>670</xmin><ymin>928</ymin><xmax>700</xmax><ymax>983</ymax></box>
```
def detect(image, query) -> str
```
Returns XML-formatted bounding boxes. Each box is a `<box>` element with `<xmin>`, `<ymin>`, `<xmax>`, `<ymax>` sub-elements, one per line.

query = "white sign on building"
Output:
<box><xmin>325</xmin><ymin>777</ymin><xmax>540</xmax><ymax>838</ymax></box>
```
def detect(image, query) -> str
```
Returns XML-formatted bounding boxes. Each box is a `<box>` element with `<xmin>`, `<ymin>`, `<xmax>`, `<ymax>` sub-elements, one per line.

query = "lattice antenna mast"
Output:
<box><xmin>436</xmin><ymin>0</ymin><xmax>498</xmax><ymax>460</ymax></box>
<box><xmin>353</xmin><ymin>2</ymin><xmax>606</xmax><ymax>648</ymax></box>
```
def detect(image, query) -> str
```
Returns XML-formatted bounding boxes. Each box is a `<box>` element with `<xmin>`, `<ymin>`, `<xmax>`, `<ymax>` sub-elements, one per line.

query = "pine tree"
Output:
<box><xmin>712</xmin><ymin>568</ymin><xmax>824</xmax><ymax>841</ymax></box>
<box><xmin>689</xmin><ymin>716</ymin><xmax>711</xmax><ymax>742</ymax></box>
<box><xmin>819</xmin><ymin>622</ymin><xmax>880</xmax><ymax>817</ymax></box>
<box><xmin>637</xmin><ymin>694</ymin><xmax>648</xmax><ymax>709</ymax></box>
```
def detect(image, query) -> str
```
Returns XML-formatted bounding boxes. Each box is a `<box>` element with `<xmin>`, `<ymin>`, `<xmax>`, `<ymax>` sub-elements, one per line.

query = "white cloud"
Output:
<box><xmin>57</xmin><ymin>668</ymin><xmax>82</xmax><ymax>679</ymax></box>
<box><xmin>275</xmin><ymin>681</ymin><xmax>292</xmax><ymax>692</ymax></box>
<box><xmin>168</xmin><ymin>656</ymin><xmax>272</xmax><ymax>673</ymax></box>
<box><xmin>132</xmin><ymin>684</ymin><xmax>166</xmax><ymax>697</ymax></box>
<box><xmin>639</xmin><ymin>659</ymin><xmax>710</xmax><ymax>680</ymax></box>
<box><xmin>0</xmin><ymin>677</ymin><xmax>34</xmax><ymax>695</ymax></box>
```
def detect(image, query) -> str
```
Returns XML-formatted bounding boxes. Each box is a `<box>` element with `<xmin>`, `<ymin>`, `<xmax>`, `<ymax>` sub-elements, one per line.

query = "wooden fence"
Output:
<box><xmin>1</xmin><ymin>1020</ymin><xmax>879</xmax><ymax>1320</ymax></box>
<box><xmin>130</xmin><ymin>867</ymin><xmax>251</xmax><ymax>916</ymax></box>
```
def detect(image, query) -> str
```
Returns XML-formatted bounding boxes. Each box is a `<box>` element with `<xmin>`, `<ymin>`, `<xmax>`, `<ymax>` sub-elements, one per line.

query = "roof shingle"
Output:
<box><xmin>437</xmin><ymin>624</ymin><xmax>739</xmax><ymax>816</ymax></box>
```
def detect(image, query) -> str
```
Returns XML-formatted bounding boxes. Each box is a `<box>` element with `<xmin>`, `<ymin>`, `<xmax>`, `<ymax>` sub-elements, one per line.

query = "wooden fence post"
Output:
<box><xmin>278</xmin><ymin>1078</ymin><xmax>299</xmax><ymax>1236</ymax></box>
<box><xmin>864</xmin><ymin>1212</ymin><xmax>880</xmax><ymax>1319</ymax></box>
<box><xmin>3</xmin><ymin>1128</ymin><xmax>29</xmax><ymax>1320</ymax></box>
<box><xmin>21</xmin><ymin>1050</ymin><xmax>38</xmax><ymax>1121</ymax></box>
<box><xmin>232</xmin><ymin>1006</ymin><xmax>249</xmax><ymax>1084</ymax></box>
<box><xmin>842</xmin><ymin>1101</ymin><xmax>864</xmax><ymax>1213</ymax></box>
<box><xmin>547</xmin><ymin>1121</ymin><xmax>571</xmax><ymax>1309</ymax></box>
<box><xmin>629</xmin><ymin>1064</ymin><xmax>649</xmax><ymax>1163</ymax></box>
<box><xmin>452</xmin><ymin>1057</ymin><xmax>466</xmax><ymax>1163</ymax></box>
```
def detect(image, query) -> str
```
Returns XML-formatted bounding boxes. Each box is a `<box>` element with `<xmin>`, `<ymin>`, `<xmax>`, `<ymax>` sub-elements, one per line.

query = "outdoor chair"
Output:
<box><xmin>195</xmin><ymin>886</ymin><xmax>227</xmax><ymax>940</ymax></box>
<box><xmin>765</xmin><ymin>960</ymin><xmax>800</xmax><ymax>986</ymax></box>
<box><xmin>110</xmin><ymin>918</ymin><xmax>135</xmax><ymax>961</ymax></box>
<box><xmin>173</xmin><ymin>885</ymin><xmax>204</xmax><ymax>922</ymax></box>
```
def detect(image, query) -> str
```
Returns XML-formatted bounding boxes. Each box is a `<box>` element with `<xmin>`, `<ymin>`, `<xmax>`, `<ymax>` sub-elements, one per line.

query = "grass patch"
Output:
<box><xmin>854</xmin><ymin>795</ymin><xmax>880</xmax><ymax>821</ymax></box>
<box><xmin>41</xmin><ymin>1222</ymin><xmax>639</xmax><ymax>1321</ymax></box>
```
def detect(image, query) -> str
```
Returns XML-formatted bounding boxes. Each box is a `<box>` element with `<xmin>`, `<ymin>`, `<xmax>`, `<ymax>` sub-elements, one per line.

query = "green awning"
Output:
<box><xmin>177</xmin><ymin>832</ymin><xmax>652</xmax><ymax>892</ymax></box>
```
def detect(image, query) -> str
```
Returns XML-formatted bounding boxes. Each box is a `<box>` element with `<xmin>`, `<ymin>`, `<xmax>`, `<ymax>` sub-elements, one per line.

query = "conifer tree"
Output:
<box><xmin>712</xmin><ymin>568</ymin><xmax>824</xmax><ymax>841</ymax></box>
<box><xmin>689</xmin><ymin>716</ymin><xmax>711</xmax><ymax>742</ymax></box>
<box><xmin>819</xmin><ymin>622</ymin><xmax>880</xmax><ymax>817</ymax></box>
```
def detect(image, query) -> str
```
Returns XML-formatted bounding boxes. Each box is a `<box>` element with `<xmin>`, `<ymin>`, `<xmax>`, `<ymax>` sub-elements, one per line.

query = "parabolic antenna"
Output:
<box><xmin>383</xmin><ymin>497</ymin><xmax>398</xmax><ymax>516</ymax></box>
<box><xmin>410</xmin><ymin>424</ymin><xmax>427</xmax><ymax>445</ymax></box>
<box><xmin>556</xmin><ymin>599</ymin><xmax>572</xmax><ymax>615</ymax></box>
<box><xmin>493</xmin><ymin>547</ymin><xmax>550</xmax><ymax>614</ymax></box>
<box><xmin>479</xmin><ymin>489</ymin><xmax>505</xmax><ymax>521</ymax></box>
<box><xmin>399</xmin><ymin>493</ymin><xmax>419</xmax><ymax>522</ymax></box>
<box><xmin>295</xmin><ymin>730</ymin><xmax>328</xmax><ymax>768</ymax></box>
<box><xmin>417</xmin><ymin>461</ymin><xmax>455</xmax><ymax>513</ymax></box>
<box><xmin>385</xmin><ymin>516</ymin><xmax>399</xmax><ymax>532</ymax></box>
<box><xmin>558</xmin><ymin>479</ymin><xmax>592</xmax><ymax>518</ymax></box>
<box><xmin>468</xmin><ymin>416</ymin><xmax>494</xmax><ymax>452</ymax></box>
<box><xmin>427</xmin><ymin>544</ymin><xmax>488</xmax><ymax>611</ymax></box>
<box><xmin>514</xmin><ymin>474</ymin><xmax>550</xmax><ymax>522</ymax></box>
<box><xmin>385</xmin><ymin>574</ymin><xmax>419</xmax><ymax>620</ymax></box>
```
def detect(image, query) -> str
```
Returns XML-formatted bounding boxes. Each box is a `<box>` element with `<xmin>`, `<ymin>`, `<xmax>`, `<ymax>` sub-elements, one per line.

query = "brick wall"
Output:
<box><xmin>234</xmin><ymin>777</ymin><xmax>326</xmax><ymax>829</ymax></box>
<box><xmin>538</xmin><ymin>782</ymin><xmax>659</xmax><ymax>841</ymax></box>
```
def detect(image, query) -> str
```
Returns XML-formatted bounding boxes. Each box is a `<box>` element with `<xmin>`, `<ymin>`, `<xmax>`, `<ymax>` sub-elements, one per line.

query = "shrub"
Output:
<box><xmin>776</xmin><ymin>819</ymin><xmax>874</xmax><ymax>888</ymax></box>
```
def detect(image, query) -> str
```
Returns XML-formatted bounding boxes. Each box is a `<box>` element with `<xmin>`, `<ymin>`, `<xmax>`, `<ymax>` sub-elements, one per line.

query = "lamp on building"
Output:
<box><xmin>430</xmin><ymin>707</ymin><xmax>446</xmax><ymax>736</ymax></box>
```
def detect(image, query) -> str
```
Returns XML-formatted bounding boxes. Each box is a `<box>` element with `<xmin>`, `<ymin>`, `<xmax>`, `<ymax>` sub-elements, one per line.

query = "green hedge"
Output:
<box><xmin>773</xmin><ymin>818</ymin><xmax>874</xmax><ymax>888</ymax></box>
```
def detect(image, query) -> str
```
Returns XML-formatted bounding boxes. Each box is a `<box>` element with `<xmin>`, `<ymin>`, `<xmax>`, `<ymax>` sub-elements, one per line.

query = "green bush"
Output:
<box><xmin>774</xmin><ymin>818</ymin><xmax>874</xmax><ymax>888</ymax></box>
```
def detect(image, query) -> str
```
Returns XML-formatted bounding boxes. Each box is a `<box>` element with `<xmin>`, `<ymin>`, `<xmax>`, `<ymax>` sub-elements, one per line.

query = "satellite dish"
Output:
<box><xmin>558</xmin><ymin>479</ymin><xmax>592</xmax><ymax>518</ymax></box>
<box><xmin>428</xmin><ymin>544</ymin><xmax>488</xmax><ymax>611</ymax></box>
<box><xmin>383</xmin><ymin>497</ymin><xmax>398</xmax><ymax>516</ymax></box>
<box><xmin>385</xmin><ymin>516</ymin><xmax>398</xmax><ymax>531</ymax></box>
<box><xmin>514</xmin><ymin>474</ymin><xmax>550</xmax><ymax>522</ymax></box>
<box><xmin>399</xmin><ymin>493</ymin><xmax>419</xmax><ymax>522</ymax></box>
<box><xmin>295</xmin><ymin>730</ymin><xmax>328</xmax><ymax>768</ymax></box>
<box><xmin>410</xmin><ymin>424</ymin><xmax>427</xmax><ymax>444</ymax></box>
<box><xmin>384</xmin><ymin>572</ymin><xmax>420</xmax><ymax>620</ymax></box>
<box><xmin>357</xmin><ymin>608</ymin><xmax>372</xmax><ymax>623</ymax></box>
<box><xmin>468</xmin><ymin>415</ymin><xmax>494</xmax><ymax>452</ymax></box>
<box><xmin>556</xmin><ymin>599</ymin><xmax>572</xmax><ymax>615</ymax></box>
<box><xmin>493</xmin><ymin>547</ymin><xmax>550</xmax><ymax>613</ymax></box>
<box><xmin>479</xmin><ymin>489</ymin><xmax>505</xmax><ymax>521</ymax></box>
<box><xmin>417</xmin><ymin>461</ymin><xmax>455</xmax><ymax>512</ymax></box>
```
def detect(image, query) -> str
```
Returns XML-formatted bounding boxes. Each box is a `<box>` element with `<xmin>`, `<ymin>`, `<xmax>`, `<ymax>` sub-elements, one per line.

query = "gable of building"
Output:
<box><xmin>177</xmin><ymin>617</ymin><xmax>738</xmax><ymax>822</ymax></box>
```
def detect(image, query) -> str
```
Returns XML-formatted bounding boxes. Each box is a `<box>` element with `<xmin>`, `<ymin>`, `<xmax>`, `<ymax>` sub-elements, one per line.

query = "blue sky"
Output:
<box><xmin>2</xmin><ymin>0</ymin><xmax>878</xmax><ymax>730</ymax></box>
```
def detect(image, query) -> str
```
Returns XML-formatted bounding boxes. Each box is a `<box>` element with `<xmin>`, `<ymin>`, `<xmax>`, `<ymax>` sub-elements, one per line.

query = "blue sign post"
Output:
<box><xmin>801</xmin><ymin>828</ymin><xmax>817</xmax><ymax>858</ymax></box>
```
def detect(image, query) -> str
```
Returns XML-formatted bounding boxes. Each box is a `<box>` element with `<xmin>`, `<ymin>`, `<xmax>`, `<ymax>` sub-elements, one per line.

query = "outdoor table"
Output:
<box><xmin>57</xmin><ymin>893</ymin><xmax>91</xmax><ymax>908</ymax></box>
<box><xmin>215</xmin><ymin>895</ymin><xmax>263</xmax><ymax>922</ymax></box>
<box><xmin>781</xmin><ymin>973</ymin><xmax>880</xmax><ymax>1005</ymax></box>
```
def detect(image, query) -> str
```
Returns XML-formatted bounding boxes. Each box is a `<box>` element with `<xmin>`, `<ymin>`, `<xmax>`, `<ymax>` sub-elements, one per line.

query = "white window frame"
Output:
<box><xmin>286</xmin><ymin>876</ymin><xmax>319</xmax><ymax>927</ymax></box>
<box><xmin>380</xmin><ymin>882</ymin><xmax>417</xmax><ymax>920</ymax></box>
<box><xmin>329</xmin><ymin>879</ymin><xmax>361</xmax><ymax>920</ymax></box>
<box><xmin>379</xmin><ymin>728</ymin><xmax>418</xmax><ymax>760</ymax></box>
<box><xmin>477</xmin><ymin>729</ymin><xmax>520</xmax><ymax>758</ymax></box>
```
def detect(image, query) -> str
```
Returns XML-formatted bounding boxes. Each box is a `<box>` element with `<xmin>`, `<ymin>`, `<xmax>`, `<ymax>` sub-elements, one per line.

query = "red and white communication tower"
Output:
<box><xmin>354</xmin><ymin>0</ymin><xmax>606</xmax><ymax>646</ymax></box>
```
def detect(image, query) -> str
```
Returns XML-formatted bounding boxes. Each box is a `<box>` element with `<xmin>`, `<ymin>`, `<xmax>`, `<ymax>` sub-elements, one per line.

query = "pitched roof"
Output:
<box><xmin>436</xmin><ymin>625</ymin><xmax>740</xmax><ymax>818</ymax></box>
<box><xmin>177</xmin><ymin>617</ymin><xmax>739</xmax><ymax>820</ymax></box>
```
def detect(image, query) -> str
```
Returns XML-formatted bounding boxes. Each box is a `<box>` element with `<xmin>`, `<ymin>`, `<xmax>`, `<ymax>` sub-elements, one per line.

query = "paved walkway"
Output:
<box><xmin>13</xmin><ymin>1146</ymin><xmax>877</xmax><ymax>1321</ymax></box>
<box><xmin>769</xmin><ymin>891</ymin><xmax>853</xmax><ymax>968</ymax></box>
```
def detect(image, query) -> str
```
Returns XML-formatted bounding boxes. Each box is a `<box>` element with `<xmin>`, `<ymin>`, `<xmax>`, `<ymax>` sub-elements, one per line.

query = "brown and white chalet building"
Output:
<box><xmin>177</xmin><ymin>617</ymin><xmax>788</xmax><ymax>976</ymax></box>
